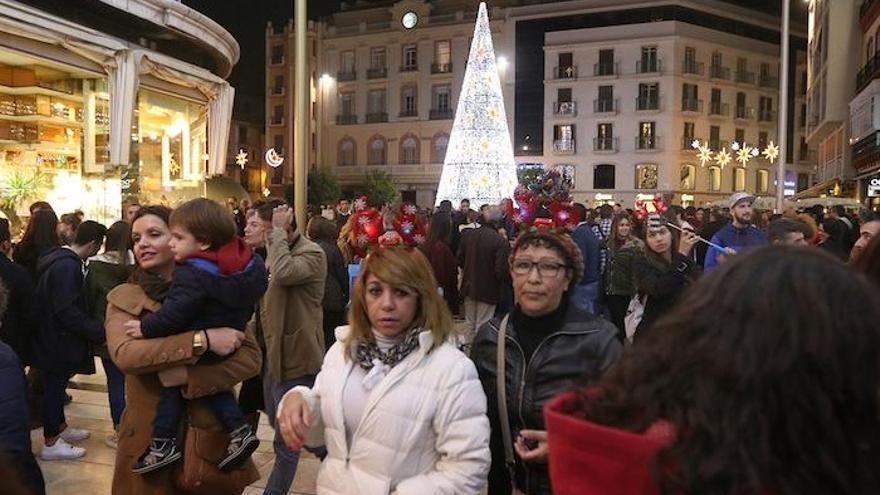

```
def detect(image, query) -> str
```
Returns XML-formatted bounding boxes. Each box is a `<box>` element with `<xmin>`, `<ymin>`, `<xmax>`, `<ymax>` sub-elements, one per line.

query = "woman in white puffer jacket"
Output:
<box><xmin>277</xmin><ymin>240</ymin><xmax>490</xmax><ymax>495</ymax></box>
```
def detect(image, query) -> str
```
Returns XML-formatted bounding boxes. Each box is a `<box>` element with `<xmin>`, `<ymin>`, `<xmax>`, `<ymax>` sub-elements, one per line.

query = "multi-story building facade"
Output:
<box><xmin>508</xmin><ymin>0</ymin><xmax>815</xmax><ymax>207</ymax></box>
<box><xmin>849</xmin><ymin>0</ymin><xmax>880</xmax><ymax>209</ymax></box>
<box><xmin>805</xmin><ymin>0</ymin><xmax>860</xmax><ymax>199</ymax></box>
<box><xmin>266</xmin><ymin>0</ymin><xmax>516</xmax><ymax>206</ymax></box>
<box><xmin>226</xmin><ymin>95</ymin><xmax>265</xmax><ymax>198</ymax></box>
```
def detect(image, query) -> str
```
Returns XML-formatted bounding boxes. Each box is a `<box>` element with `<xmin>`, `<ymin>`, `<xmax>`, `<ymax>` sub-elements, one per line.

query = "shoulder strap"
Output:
<box><xmin>495</xmin><ymin>315</ymin><xmax>516</xmax><ymax>467</ymax></box>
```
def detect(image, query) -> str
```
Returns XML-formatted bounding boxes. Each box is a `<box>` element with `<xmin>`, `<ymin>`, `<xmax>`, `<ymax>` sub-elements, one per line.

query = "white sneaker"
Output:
<box><xmin>105</xmin><ymin>432</ymin><xmax>119</xmax><ymax>449</ymax></box>
<box><xmin>41</xmin><ymin>438</ymin><xmax>86</xmax><ymax>460</ymax></box>
<box><xmin>60</xmin><ymin>427</ymin><xmax>91</xmax><ymax>443</ymax></box>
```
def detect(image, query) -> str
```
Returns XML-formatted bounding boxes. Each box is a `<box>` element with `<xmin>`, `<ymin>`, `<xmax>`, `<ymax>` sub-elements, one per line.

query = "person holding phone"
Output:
<box><xmin>471</xmin><ymin>224</ymin><xmax>622</xmax><ymax>494</ymax></box>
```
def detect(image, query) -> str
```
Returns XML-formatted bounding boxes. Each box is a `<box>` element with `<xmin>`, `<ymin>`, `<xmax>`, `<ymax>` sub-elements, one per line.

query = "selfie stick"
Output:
<box><xmin>663</xmin><ymin>221</ymin><xmax>731</xmax><ymax>253</ymax></box>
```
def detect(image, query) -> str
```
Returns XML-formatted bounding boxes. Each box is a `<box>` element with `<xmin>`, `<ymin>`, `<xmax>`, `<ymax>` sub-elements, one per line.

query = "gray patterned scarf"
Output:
<box><xmin>354</xmin><ymin>327</ymin><xmax>422</xmax><ymax>371</ymax></box>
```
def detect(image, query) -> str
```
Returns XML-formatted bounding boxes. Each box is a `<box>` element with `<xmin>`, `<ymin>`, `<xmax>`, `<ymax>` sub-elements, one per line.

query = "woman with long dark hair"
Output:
<box><xmin>602</xmin><ymin>213</ymin><xmax>643</xmax><ymax>336</ymax></box>
<box><xmin>545</xmin><ymin>246</ymin><xmax>880</xmax><ymax>495</ymax></box>
<box><xmin>818</xmin><ymin>218</ymin><xmax>849</xmax><ymax>261</ymax></box>
<box><xmin>12</xmin><ymin>209</ymin><xmax>60</xmax><ymax>279</ymax></box>
<box><xmin>420</xmin><ymin>211</ymin><xmax>459</xmax><ymax>315</ymax></box>
<box><xmin>631</xmin><ymin>217</ymin><xmax>699</xmax><ymax>341</ymax></box>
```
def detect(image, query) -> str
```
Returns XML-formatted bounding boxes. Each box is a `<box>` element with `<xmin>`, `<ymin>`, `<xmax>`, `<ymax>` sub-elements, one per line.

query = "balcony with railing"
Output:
<box><xmin>399</xmin><ymin>109</ymin><xmax>418</xmax><ymax>118</ymax></box>
<box><xmin>709</xmin><ymin>101</ymin><xmax>730</xmax><ymax>117</ymax></box>
<box><xmin>593</xmin><ymin>137</ymin><xmax>618</xmax><ymax>152</ymax></box>
<box><xmin>682</xmin><ymin>60</ymin><xmax>704</xmax><ymax>75</ymax></box>
<box><xmin>857</xmin><ymin>53</ymin><xmax>880</xmax><ymax>92</ymax></box>
<box><xmin>757</xmin><ymin>109</ymin><xmax>777</xmax><ymax>122</ymax></box>
<box><xmin>429</xmin><ymin>108</ymin><xmax>453</xmax><ymax>120</ymax></box>
<box><xmin>709</xmin><ymin>64</ymin><xmax>731</xmax><ymax>80</ymax></box>
<box><xmin>681</xmin><ymin>98</ymin><xmax>703</xmax><ymax>114</ymax></box>
<box><xmin>554</xmin><ymin>66</ymin><xmax>578</xmax><ymax>79</ymax></box>
<box><xmin>593</xmin><ymin>99</ymin><xmax>618</xmax><ymax>114</ymax></box>
<box><xmin>270</xmin><ymin>86</ymin><xmax>284</xmax><ymax>96</ymax></box>
<box><xmin>554</xmin><ymin>101</ymin><xmax>577</xmax><ymax>116</ymax></box>
<box><xmin>759</xmin><ymin>74</ymin><xmax>778</xmax><ymax>88</ymax></box>
<box><xmin>636</xmin><ymin>96</ymin><xmax>660</xmax><ymax>111</ymax></box>
<box><xmin>852</xmin><ymin>130</ymin><xmax>880</xmax><ymax>169</ymax></box>
<box><xmin>431</xmin><ymin>62</ymin><xmax>453</xmax><ymax>74</ymax></box>
<box><xmin>337</xmin><ymin>70</ymin><xmax>357</xmax><ymax>81</ymax></box>
<box><xmin>735</xmin><ymin>70</ymin><xmax>755</xmax><ymax>84</ymax></box>
<box><xmin>365</xmin><ymin>112</ymin><xmax>388</xmax><ymax>123</ymax></box>
<box><xmin>367</xmin><ymin>67</ymin><xmax>387</xmax><ymax>79</ymax></box>
<box><xmin>636</xmin><ymin>59</ymin><xmax>662</xmax><ymax>74</ymax></box>
<box><xmin>399</xmin><ymin>64</ymin><xmax>418</xmax><ymax>72</ymax></box>
<box><xmin>269</xmin><ymin>115</ymin><xmax>284</xmax><ymax>126</ymax></box>
<box><xmin>735</xmin><ymin>106</ymin><xmax>755</xmax><ymax>120</ymax></box>
<box><xmin>553</xmin><ymin>139</ymin><xmax>576</xmax><ymax>154</ymax></box>
<box><xmin>635</xmin><ymin>136</ymin><xmax>661</xmax><ymax>151</ymax></box>
<box><xmin>336</xmin><ymin>114</ymin><xmax>358</xmax><ymax>125</ymax></box>
<box><xmin>708</xmin><ymin>138</ymin><xmax>728</xmax><ymax>150</ymax></box>
<box><xmin>270</xmin><ymin>55</ymin><xmax>284</xmax><ymax>66</ymax></box>
<box><xmin>593</xmin><ymin>62</ymin><xmax>618</xmax><ymax>77</ymax></box>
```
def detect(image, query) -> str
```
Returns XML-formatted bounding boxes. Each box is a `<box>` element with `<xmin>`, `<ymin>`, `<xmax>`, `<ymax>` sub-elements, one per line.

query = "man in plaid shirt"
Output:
<box><xmin>592</xmin><ymin>204</ymin><xmax>614</xmax><ymax>274</ymax></box>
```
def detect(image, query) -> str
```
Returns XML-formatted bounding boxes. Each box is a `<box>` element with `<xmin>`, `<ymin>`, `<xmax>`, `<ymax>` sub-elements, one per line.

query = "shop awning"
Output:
<box><xmin>791</xmin><ymin>178</ymin><xmax>840</xmax><ymax>200</ymax></box>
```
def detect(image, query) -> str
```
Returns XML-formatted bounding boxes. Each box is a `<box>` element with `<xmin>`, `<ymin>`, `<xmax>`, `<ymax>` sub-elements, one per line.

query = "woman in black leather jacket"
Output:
<box><xmin>471</xmin><ymin>227</ymin><xmax>622</xmax><ymax>494</ymax></box>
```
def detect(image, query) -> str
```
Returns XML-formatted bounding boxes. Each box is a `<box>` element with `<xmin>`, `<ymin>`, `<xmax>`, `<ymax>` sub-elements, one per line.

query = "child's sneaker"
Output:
<box><xmin>217</xmin><ymin>424</ymin><xmax>260</xmax><ymax>471</ymax></box>
<box><xmin>132</xmin><ymin>438</ymin><xmax>182</xmax><ymax>474</ymax></box>
<box><xmin>41</xmin><ymin>438</ymin><xmax>86</xmax><ymax>460</ymax></box>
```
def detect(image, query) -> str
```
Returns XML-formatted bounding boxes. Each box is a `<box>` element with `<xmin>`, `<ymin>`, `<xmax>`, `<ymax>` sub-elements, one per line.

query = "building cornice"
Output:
<box><xmin>96</xmin><ymin>0</ymin><xmax>239</xmax><ymax>77</ymax></box>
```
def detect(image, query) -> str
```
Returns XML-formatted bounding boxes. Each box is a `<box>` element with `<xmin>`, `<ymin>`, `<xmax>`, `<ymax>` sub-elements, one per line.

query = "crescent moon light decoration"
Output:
<box><xmin>265</xmin><ymin>148</ymin><xmax>284</xmax><ymax>168</ymax></box>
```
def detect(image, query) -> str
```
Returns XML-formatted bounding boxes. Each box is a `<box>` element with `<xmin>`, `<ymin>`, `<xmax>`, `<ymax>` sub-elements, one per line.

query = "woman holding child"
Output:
<box><xmin>105</xmin><ymin>204</ymin><xmax>262</xmax><ymax>495</ymax></box>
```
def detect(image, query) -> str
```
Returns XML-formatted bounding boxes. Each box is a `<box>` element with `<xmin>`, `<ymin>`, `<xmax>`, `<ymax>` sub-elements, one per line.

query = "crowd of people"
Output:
<box><xmin>0</xmin><ymin>188</ymin><xmax>879</xmax><ymax>495</ymax></box>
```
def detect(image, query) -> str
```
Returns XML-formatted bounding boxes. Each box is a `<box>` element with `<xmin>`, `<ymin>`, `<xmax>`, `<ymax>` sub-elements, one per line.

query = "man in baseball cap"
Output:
<box><xmin>704</xmin><ymin>191</ymin><xmax>767</xmax><ymax>270</ymax></box>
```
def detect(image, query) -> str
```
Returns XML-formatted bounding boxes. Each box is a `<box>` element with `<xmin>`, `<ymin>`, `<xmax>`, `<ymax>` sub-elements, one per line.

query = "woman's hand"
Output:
<box><xmin>205</xmin><ymin>328</ymin><xmax>245</xmax><ymax>356</ymax></box>
<box><xmin>277</xmin><ymin>391</ymin><xmax>312</xmax><ymax>451</ymax></box>
<box><xmin>514</xmin><ymin>429</ymin><xmax>548</xmax><ymax>463</ymax></box>
<box><xmin>678</xmin><ymin>230</ymin><xmax>699</xmax><ymax>256</ymax></box>
<box><xmin>158</xmin><ymin>366</ymin><xmax>189</xmax><ymax>387</ymax></box>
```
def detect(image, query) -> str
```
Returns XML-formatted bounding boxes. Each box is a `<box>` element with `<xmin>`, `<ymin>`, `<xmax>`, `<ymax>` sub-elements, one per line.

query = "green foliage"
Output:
<box><xmin>517</xmin><ymin>165</ymin><xmax>543</xmax><ymax>185</ymax></box>
<box><xmin>307</xmin><ymin>168</ymin><xmax>342</xmax><ymax>206</ymax></box>
<box><xmin>363</xmin><ymin>170</ymin><xmax>398</xmax><ymax>207</ymax></box>
<box><xmin>0</xmin><ymin>168</ymin><xmax>50</xmax><ymax>210</ymax></box>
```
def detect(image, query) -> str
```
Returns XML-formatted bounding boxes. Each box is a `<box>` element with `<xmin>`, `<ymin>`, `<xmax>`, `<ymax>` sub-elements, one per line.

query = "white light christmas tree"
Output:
<box><xmin>434</xmin><ymin>2</ymin><xmax>518</xmax><ymax>207</ymax></box>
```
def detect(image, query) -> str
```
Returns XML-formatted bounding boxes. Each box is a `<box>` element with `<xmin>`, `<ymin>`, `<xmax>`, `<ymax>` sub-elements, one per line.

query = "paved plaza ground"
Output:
<box><xmin>31</xmin><ymin>360</ymin><xmax>319</xmax><ymax>495</ymax></box>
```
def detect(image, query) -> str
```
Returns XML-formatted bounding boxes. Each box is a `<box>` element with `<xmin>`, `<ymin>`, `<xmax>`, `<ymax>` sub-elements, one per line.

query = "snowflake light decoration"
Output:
<box><xmin>262</xmin><ymin>188</ymin><xmax>271</xmax><ymax>197</ymax></box>
<box><xmin>235</xmin><ymin>149</ymin><xmax>248</xmax><ymax>169</ymax></box>
<box><xmin>715</xmin><ymin>148</ymin><xmax>732</xmax><ymax>168</ymax></box>
<box><xmin>353</xmin><ymin>197</ymin><xmax>368</xmax><ymax>211</ymax></box>
<box><xmin>736</xmin><ymin>146</ymin><xmax>753</xmax><ymax>166</ymax></box>
<box><xmin>762</xmin><ymin>141</ymin><xmax>780</xmax><ymax>163</ymax></box>
<box><xmin>403</xmin><ymin>204</ymin><xmax>417</xmax><ymax>216</ymax></box>
<box><xmin>434</xmin><ymin>2</ymin><xmax>519</xmax><ymax>207</ymax></box>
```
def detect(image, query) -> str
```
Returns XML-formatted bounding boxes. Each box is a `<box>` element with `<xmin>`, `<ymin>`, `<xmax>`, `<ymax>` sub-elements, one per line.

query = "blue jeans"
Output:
<box><xmin>101</xmin><ymin>357</ymin><xmax>125</xmax><ymax>427</ymax></box>
<box><xmin>262</xmin><ymin>373</ymin><xmax>325</xmax><ymax>495</ymax></box>
<box><xmin>571</xmin><ymin>281</ymin><xmax>600</xmax><ymax>315</ymax></box>
<box><xmin>41</xmin><ymin>371</ymin><xmax>70</xmax><ymax>439</ymax></box>
<box><xmin>154</xmin><ymin>387</ymin><xmax>244</xmax><ymax>439</ymax></box>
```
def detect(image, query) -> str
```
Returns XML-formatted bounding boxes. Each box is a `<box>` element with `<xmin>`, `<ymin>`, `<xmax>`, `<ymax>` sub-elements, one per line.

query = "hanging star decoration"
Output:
<box><xmin>715</xmin><ymin>148</ymin><xmax>732</xmax><ymax>168</ymax></box>
<box><xmin>262</xmin><ymin>188</ymin><xmax>271</xmax><ymax>197</ymax></box>
<box><xmin>695</xmin><ymin>141</ymin><xmax>714</xmax><ymax>167</ymax></box>
<box><xmin>762</xmin><ymin>141</ymin><xmax>780</xmax><ymax>163</ymax></box>
<box><xmin>736</xmin><ymin>145</ymin><xmax>754</xmax><ymax>166</ymax></box>
<box><xmin>235</xmin><ymin>149</ymin><xmax>248</xmax><ymax>169</ymax></box>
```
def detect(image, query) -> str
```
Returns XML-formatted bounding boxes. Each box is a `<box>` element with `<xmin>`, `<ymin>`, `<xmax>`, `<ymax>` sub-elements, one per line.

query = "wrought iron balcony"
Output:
<box><xmin>681</xmin><ymin>98</ymin><xmax>703</xmax><ymax>113</ymax></box>
<box><xmin>636</xmin><ymin>96</ymin><xmax>659</xmax><ymax>111</ymax></box>
<box><xmin>269</xmin><ymin>116</ymin><xmax>284</xmax><ymax>126</ymax></box>
<box><xmin>593</xmin><ymin>137</ymin><xmax>618</xmax><ymax>152</ymax></box>
<box><xmin>431</xmin><ymin>63</ymin><xmax>453</xmax><ymax>74</ymax></box>
<box><xmin>735</xmin><ymin>70</ymin><xmax>755</xmax><ymax>84</ymax></box>
<box><xmin>593</xmin><ymin>62</ymin><xmax>618</xmax><ymax>77</ymax></box>
<box><xmin>367</xmin><ymin>67</ymin><xmax>387</xmax><ymax>79</ymax></box>
<box><xmin>429</xmin><ymin>108</ymin><xmax>453</xmax><ymax>120</ymax></box>
<box><xmin>365</xmin><ymin>112</ymin><xmax>388</xmax><ymax>123</ymax></box>
<box><xmin>682</xmin><ymin>60</ymin><xmax>704</xmax><ymax>75</ymax></box>
<box><xmin>635</xmin><ymin>136</ymin><xmax>661</xmax><ymax>151</ymax></box>
<box><xmin>636</xmin><ymin>59</ymin><xmax>662</xmax><ymax>74</ymax></box>
<box><xmin>710</xmin><ymin>64</ymin><xmax>731</xmax><ymax>80</ymax></box>
<box><xmin>757</xmin><ymin>109</ymin><xmax>777</xmax><ymax>122</ymax></box>
<box><xmin>857</xmin><ymin>53</ymin><xmax>880</xmax><ymax>92</ymax></box>
<box><xmin>735</xmin><ymin>106</ymin><xmax>755</xmax><ymax>120</ymax></box>
<box><xmin>399</xmin><ymin>109</ymin><xmax>418</xmax><ymax>118</ymax></box>
<box><xmin>759</xmin><ymin>75</ymin><xmax>778</xmax><ymax>88</ymax></box>
<box><xmin>336</xmin><ymin>114</ymin><xmax>358</xmax><ymax>125</ymax></box>
<box><xmin>593</xmin><ymin>99</ymin><xmax>617</xmax><ymax>114</ymax></box>
<box><xmin>337</xmin><ymin>70</ymin><xmax>357</xmax><ymax>81</ymax></box>
<box><xmin>709</xmin><ymin>101</ymin><xmax>730</xmax><ymax>117</ymax></box>
<box><xmin>553</xmin><ymin>139</ymin><xmax>576</xmax><ymax>154</ymax></box>
<box><xmin>399</xmin><ymin>64</ymin><xmax>418</xmax><ymax>72</ymax></box>
<box><xmin>554</xmin><ymin>101</ymin><xmax>577</xmax><ymax>116</ymax></box>
<box><xmin>554</xmin><ymin>66</ymin><xmax>578</xmax><ymax>79</ymax></box>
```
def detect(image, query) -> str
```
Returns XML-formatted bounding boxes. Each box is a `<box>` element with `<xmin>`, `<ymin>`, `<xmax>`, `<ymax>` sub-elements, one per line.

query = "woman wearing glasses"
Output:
<box><xmin>471</xmin><ymin>224</ymin><xmax>622</xmax><ymax>494</ymax></box>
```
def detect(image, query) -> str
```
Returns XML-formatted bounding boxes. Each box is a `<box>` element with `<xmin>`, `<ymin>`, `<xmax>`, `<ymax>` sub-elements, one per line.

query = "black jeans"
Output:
<box><xmin>153</xmin><ymin>386</ymin><xmax>245</xmax><ymax>438</ymax></box>
<box><xmin>322</xmin><ymin>309</ymin><xmax>347</xmax><ymax>353</ymax></box>
<box><xmin>41</xmin><ymin>371</ymin><xmax>71</xmax><ymax>438</ymax></box>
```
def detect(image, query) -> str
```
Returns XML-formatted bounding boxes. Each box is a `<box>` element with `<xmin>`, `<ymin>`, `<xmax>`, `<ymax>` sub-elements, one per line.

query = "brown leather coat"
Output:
<box><xmin>105</xmin><ymin>283</ymin><xmax>261</xmax><ymax>495</ymax></box>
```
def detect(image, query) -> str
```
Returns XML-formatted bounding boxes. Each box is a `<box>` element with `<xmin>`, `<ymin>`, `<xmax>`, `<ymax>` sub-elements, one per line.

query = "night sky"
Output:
<box><xmin>184</xmin><ymin>0</ymin><xmax>809</xmax><ymax>114</ymax></box>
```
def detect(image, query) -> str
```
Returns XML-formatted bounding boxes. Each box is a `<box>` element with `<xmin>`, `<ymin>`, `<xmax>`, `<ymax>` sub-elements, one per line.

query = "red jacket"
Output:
<box><xmin>544</xmin><ymin>390</ymin><xmax>674</xmax><ymax>495</ymax></box>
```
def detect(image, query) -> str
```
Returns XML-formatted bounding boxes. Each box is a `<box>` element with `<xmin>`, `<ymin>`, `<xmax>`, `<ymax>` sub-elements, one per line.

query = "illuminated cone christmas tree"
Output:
<box><xmin>435</xmin><ymin>2</ymin><xmax>518</xmax><ymax>207</ymax></box>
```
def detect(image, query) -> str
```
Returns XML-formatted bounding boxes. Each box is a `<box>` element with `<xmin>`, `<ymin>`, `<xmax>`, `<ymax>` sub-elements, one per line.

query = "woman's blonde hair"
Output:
<box><xmin>343</xmin><ymin>246</ymin><xmax>454</xmax><ymax>357</ymax></box>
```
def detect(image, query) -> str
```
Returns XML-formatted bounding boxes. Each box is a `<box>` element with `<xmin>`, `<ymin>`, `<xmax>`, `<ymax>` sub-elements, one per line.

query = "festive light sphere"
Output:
<box><xmin>434</xmin><ymin>2</ymin><xmax>518</xmax><ymax>207</ymax></box>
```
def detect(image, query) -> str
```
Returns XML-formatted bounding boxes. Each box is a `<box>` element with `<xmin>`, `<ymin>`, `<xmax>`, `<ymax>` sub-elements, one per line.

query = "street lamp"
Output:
<box><xmin>776</xmin><ymin>0</ymin><xmax>791</xmax><ymax>212</ymax></box>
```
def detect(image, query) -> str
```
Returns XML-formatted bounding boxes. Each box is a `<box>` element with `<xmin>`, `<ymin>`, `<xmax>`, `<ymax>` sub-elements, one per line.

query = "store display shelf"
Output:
<box><xmin>0</xmin><ymin>84</ymin><xmax>82</xmax><ymax>101</ymax></box>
